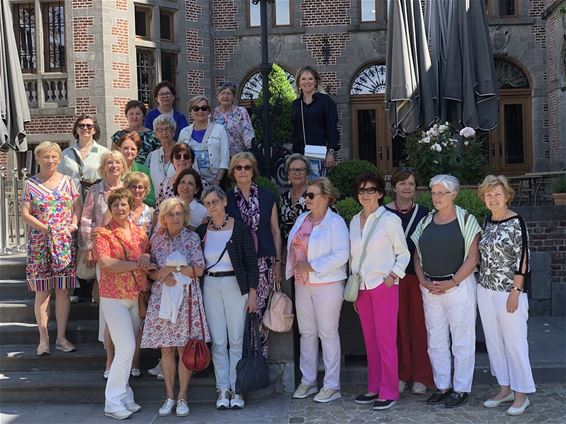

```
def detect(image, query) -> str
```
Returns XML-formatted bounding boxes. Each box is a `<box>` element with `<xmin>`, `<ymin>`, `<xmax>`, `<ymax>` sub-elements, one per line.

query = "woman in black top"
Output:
<box><xmin>385</xmin><ymin>168</ymin><xmax>432</xmax><ymax>395</ymax></box>
<box><xmin>290</xmin><ymin>66</ymin><xmax>339</xmax><ymax>177</ymax></box>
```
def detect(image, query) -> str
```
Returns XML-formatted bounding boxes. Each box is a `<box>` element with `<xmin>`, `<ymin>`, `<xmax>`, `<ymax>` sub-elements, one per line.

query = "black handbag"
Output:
<box><xmin>235</xmin><ymin>313</ymin><xmax>270</xmax><ymax>394</ymax></box>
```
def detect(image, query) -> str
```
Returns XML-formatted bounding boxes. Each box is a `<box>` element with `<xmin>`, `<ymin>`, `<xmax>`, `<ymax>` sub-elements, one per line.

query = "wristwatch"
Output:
<box><xmin>176</xmin><ymin>265</ymin><xmax>181</xmax><ymax>272</ymax></box>
<box><xmin>328</xmin><ymin>148</ymin><xmax>335</xmax><ymax>154</ymax></box>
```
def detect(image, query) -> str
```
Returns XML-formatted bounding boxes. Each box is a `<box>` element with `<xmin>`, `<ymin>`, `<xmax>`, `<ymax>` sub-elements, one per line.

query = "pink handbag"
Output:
<box><xmin>263</xmin><ymin>289</ymin><xmax>294</xmax><ymax>333</ymax></box>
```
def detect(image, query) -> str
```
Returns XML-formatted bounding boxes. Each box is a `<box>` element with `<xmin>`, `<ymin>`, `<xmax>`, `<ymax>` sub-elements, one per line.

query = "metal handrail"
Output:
<box><xmin>0</xmin><ymin>166</ymin><xmax>28</xmax><ymax>255</ymax></box>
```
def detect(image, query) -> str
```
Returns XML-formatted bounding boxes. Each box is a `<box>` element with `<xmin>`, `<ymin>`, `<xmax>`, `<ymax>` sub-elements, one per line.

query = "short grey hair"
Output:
<box><xmin>429</xmin><ymin>174</ymin><xmax>460</xmax><ymax>193</ymax></box>
<box><xmin>201</xmin><ymin>185</ymin><xmax>226</xmax><ymax>202</ymax></box>
<box><xmin>285</xmin><ymin>153</ymin><xmax>311</xmax><ymax>176</ymax></box>
<box><xmin>153</xmin><ymin>115</ymin><xmax>177</xmax><ymax>132</ymax></box>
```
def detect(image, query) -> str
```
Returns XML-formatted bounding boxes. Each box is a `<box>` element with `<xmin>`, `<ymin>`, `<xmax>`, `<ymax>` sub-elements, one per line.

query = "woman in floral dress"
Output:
<box><xmin>21</xmin><ymin>141</ymin><xmax>81</xmax><ymax>356</ymax></box>
<box><xmin>142</xmin><ymin>197</ymin><xmax>209</xmax><ymax>417</ymax></box>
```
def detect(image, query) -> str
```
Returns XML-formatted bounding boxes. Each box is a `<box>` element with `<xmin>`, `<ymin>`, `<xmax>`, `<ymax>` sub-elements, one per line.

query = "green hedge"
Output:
<box><xmin>328</xmin><ymin>160</ymin><xmax>379</xmax><ymax>199</ymax></box>
<box><xmin>335</xmin><ymin>196</ymin><xmax>393</xmax><ymax>225</ymax></box>
<box><xmin>415</xmin><ymin>188</ymin><xmax>488</xmax><ymax>223</ymax></box>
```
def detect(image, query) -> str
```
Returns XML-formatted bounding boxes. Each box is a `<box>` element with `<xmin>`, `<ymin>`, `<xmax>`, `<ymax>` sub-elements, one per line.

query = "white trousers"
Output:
<box><xmin>203</xmin><ymin>275</ymin><xmax>248</xmax><ymax>391</ymax></box>
<box><xmin>421</xmin><ymin>274</ymin><xmax>476</xmax><ymax>393</ymax></box>
<box><xmin>477</xmin><ymin>285</ymin><xmax>536</xmax><ymax>393</ymax></box>
<box><xmin>100</xmin><ymin>297</ymin><xmax>141</xmax><ymax>413</ymax></box>
<box><xmin>295</xmin><ymin>282</ymin><xmax>344</xmax><ymax>391</ymax></box>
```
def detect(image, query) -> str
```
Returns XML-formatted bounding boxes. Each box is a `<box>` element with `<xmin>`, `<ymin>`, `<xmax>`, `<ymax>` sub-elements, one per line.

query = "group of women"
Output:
<box><xmin>22</xmin><ymin>66</ymin><xmax>533</xmax><ymax>419</ymax></box>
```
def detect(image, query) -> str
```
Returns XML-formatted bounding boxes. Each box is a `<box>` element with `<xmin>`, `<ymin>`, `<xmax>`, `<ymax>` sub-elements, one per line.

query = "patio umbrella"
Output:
<box><xmin>0</xmin><ymin>0</ymin><xmax>30</xmax><ymax>152</ymax></box>
<box><xmin>386</xmin><ymin>0</ymin><xmax>435</xmax><ymax>136</ymax></box>
<box><xmin>427</xmin><ymin>0</ymin><xmax>499</xmax><ymax>131</ymax></box>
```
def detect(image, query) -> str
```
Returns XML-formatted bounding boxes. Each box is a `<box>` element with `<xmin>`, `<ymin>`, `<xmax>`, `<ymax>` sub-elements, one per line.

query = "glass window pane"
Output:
<box><xmin>43</xmin><ymin>2</ymin><xmax>65</xmax><ymax>72</ymax></box>
<box><xmin>135</xmin><ymin>8</ymin><xmax>149</xmax><ymax>37</ymax></box>
<box><xmin>503</xmin><ymin>104</ymin><xmax>524</xmax><ymax>164</ymax></box>
<box><xmin>499</xmin><ymin>0</ymin><xmax>515</xmax><ymax>16</ymax></box>
<box><xmin>136</xmin><ymin>49</ymin><xmax>155</xmax><ymax>106</ymax></box>
<box><xmin>249</xmin><ymin>1</ymin><xmax>260</xmax><ymax>27</ymax></box>
<box><xmin>13</xmin><ymin>3</ymin><xmax>37</xmax><ymax>73</ymax></box>
<box><xmin>357</xmin><ymin>109</ymin><xmax>377</xmax><ymax>163</ymax></box>
<box><xmin>161</xmin><ymin>52</ymin><xmax>177</xmax><ymax>86</ymax></box>
<box><xmin>275</xmin><ymin>0</ymin><xmax>290</xmax><ymax>26</ymax></box>
<box><xmin>160</xmin><ymin>12</ymin><xmax>172</xmax><ymax>40</ymax></box>
<box><xmin>361</xmin><ymin>0</ymin><xmax>377</xmax><ymax>22</ymax></box>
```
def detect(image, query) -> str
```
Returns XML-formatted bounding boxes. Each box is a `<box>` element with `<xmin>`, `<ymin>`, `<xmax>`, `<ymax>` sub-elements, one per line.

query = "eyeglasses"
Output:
<box><xmin>156</xmin><ymin>127</ymin><xmax>172</xmax><ymax>133</ymax></box>
<box><xmin>174</xmin><ymin>153</ymin><xmax>192</xmax><ymax>161</ymax></box>
<box><xmin>191</xmin><ymin>105</ymin><xmax>210</xmax><ymax>112</ymax></box>
<box><xmin>358</xmin><ymin>187</ymin><xmax>378</xmax><ymax>195</ymax></box>
<box><xmin>234</xmin><ymin>165</ymin><xmax>252</xmax><ymax>172</ymax></box>
<box><xmin>288</xmin><ymin>168</ymin><xmax>307</xmax><ymax>175</ymax></box>
<box><xmin>305</xmin><ymin>192</ymin><xmax>323</xmax><ymax>200</ymax></box>
<box><xmin>166</xmin><ymin>211</ymin><xmax>184</xmax><ymax>218</ymax></box>
<box><xmin>128</xmin><ymin>184</ymin><xmax>146</xmax><ymax>191</ymax></box>
<box><xmin>431</xmin><ymin>191</ymin><xmax>453</xmax><ymax>198</ymax></box>
<box><xmin>204</xmin><ymin>199</ymin><xmax>221</xmax><ymax>207</ymax></box>
<box><xmin>157</xmin><ymin>91</ymin><xmax>172</xmax><ymax>97</ymax></box>
<box><xmin>78</xmin><ymin>123</ymin><xmax>94</xmax><ymax>130</ymax></box>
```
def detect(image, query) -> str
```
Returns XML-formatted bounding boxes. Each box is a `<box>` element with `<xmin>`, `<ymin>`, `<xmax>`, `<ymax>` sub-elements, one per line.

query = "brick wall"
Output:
<box><xmin>186</xmin><ymin>28</ymin><xmax>204</xmax><ymax>63</ymax></box>
<box><xmin>213</xmin><ymin>36</ymin><xmax>239</xmax><ymax>70</ymax></box>
<box><xmin>74</xmin><ymin>61</ymin><xmax>95</xmax><ymax>89</ymax></box>
<box><xmin>24</xmin><ymin>116</ymin><xmax>76</xmax><ymax>136</ymax></box>
<box><xmin>72</xmin><ymin>0</ymin><xmax>93</xmax><ymax>8</ymax></box>
<box><xmin>111</xmin><ymin>19</ymin><xmax>129</xmax><ymax>54</ymax></box>
<box><xmin>73</xmin><ymin>17</ymin><xmax>95</xmax><ymax>52</ymax></box>
<box><xmin>112</xmin><ymin>62</ymin><xmax>130</xmax><ymax>89</ymax></box>
<box><xmin>212</xmin><ymin>0</ymin><xmax>237</xmax><ymax>30</ymax></box>
<box><xmin>301</xmin><ymin>0</ymin><xmax>351</xmax><ymax>26</ymax></box>
<box><xmin>302</xmin><ymin>33</ymin><xmax>351</xmax><ymax>65</ymax></box>
<box><xmin>185</xmin><ymin>0</ymin><xmax>202</xmax><ymax>22</ymax></box>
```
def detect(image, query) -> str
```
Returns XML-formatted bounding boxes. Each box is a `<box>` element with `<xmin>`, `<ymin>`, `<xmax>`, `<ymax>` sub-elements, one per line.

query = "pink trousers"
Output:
<box><xmin>356</xmin><ymin>283</ymin><xmax>399</xmax><ymax>400</ymax></box>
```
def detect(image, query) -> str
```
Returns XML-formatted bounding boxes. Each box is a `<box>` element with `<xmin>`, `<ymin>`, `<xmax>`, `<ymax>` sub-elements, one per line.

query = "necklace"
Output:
<box><xmin>395</xmin><ymin>199</ymin><xmax>414</xmax><ymax>214</ymax></box>
<box><xmin>209</xmin><ymin>214</ymin><xmax>229</xmax><ymax>230</ymax></box>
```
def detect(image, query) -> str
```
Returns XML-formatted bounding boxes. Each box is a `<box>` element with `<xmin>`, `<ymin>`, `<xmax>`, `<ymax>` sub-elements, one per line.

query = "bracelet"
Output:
<box><xmin>275</xmin><ymin>259</ymin><xmax>281</xmax><ymax>263</ymax></box>
<box><xmin>450</xmin><ymin>278</ymin><xmax>460</xmax><ymax>287</ymax></box>
<box><xmin>512</xmin><ymin>286</ymin><xmax>523</xmax><ymax>292</ymax></box>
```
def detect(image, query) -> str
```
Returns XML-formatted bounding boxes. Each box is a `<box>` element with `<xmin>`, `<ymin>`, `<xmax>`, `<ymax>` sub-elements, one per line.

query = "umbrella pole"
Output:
<box><xmin>0</xmin><ymin>166</ymin><xmax>7</xmax><ymax>254</ymax></box>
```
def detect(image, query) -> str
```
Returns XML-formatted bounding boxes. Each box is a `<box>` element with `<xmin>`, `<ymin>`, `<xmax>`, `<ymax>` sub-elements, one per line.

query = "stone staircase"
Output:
<box><xmin>0</xmin><ymin>255</ymin><xmax>277</xmax><ymax>404</ymax></box>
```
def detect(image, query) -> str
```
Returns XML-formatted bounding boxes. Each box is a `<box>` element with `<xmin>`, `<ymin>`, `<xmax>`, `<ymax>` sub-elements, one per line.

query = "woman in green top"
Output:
<box><xmin>117</xmin><ymin>132</ymin><xmax>155</xmax><ymax>207</ymax></box>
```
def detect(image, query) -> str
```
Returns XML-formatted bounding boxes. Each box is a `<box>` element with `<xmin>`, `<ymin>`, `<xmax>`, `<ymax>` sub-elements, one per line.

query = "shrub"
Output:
<box><xmin>328</xmin><ymin>160</ymin><xmax>379</xmax><ymax>199</ymax></box>
<box><xmin>415</xmin><ymin>188</ymin><xmax>488</xmax><ymax>223</ymax></box>
<box><xmin>335</xmin><ymin>197</ymin><xmax>362</xmax><ymax>225</ymax></box>
<box><xmin>552</xmin><ymin>176</ymin><xmax>566</xmax><ymax>193</ymax></box>
<box><xmin>255</xmin><ymin>175</ymin><xmax>280</xmax><ymax>201</ymax></box>
<box><xmin>253</xmin><ymin>63</ymin><xmax>296</xmax><ymax>145</ymax></box>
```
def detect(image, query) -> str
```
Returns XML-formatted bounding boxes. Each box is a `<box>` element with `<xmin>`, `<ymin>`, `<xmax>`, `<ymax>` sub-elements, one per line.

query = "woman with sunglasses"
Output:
<box><xmin>178</xmin><ymin>95</ymin><xmax>230</xmax><ymax>186</ymax></box>
<box><xmin>350</xmin><ymin>172</ymin><xmax>410</xmax><ymax>411</ymax></box>
<box><xmin>226</xmin><ymin>152</ymin><xmax>282</xmax><ymax>357</ymax></box>
<box><xmin>144</xmin><ymin>81</ymin><xmax>188</xmax><ymax>141</ymax></box>
<box><xmin>411</xmin><ymin>175</ymin><xmax>481</xmax><ymax>409</ymax></box>
<box><xmin>117</xmin><ymin>132</ymin><xmax>155</xmax><ymax>207</ymax></box>
<box><xmin>213</xmin><ymin>81</ymin><xmax>255</xmax><ymax>156</ymax></box>
<box><xmin>111</xmin><ymin>100</ymin><xmax>160</xmax><ymax>165</ymax></box>
<box><xmin>384</xmin><ymin>168</ymin><xmax>433</xmax><ymax>395</ymax></box>
<box><xmin>287</xmin><ymin>177</ymin><xmax>349</xmax><ymax>403</ymax></box>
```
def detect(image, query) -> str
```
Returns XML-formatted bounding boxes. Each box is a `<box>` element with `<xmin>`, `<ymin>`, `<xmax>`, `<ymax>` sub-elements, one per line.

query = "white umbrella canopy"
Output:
<box><xmin>0</xmin><ymin>0</ymin><xmax>30</xmax><ymax>152</ymax></box>
<box><xmin>427</xmin><ymin>0</ymin><xmax>499</xmax><ymax>131</ymax></box>
<box><xmin>386</xmin><ymin>0</ymin><xmax>435</xmax><ymax>136</ymax></box>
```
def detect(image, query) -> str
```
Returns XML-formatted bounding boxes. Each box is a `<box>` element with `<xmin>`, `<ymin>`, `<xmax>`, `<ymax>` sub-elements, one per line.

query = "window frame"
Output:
<box><xmin>134</xmin><ymin>4</ymin><xmax>152</xmax><ymax>40</ymax></box>
<box><xmin>272</xmin><ymin>0</ymin><xmax>292</xmax><ymax>28</ymax></box>
<box><xmin>159</xmin><ymin>8</ymin><xmax>174</xmax><ymax>42</ymax></box>
<box><xmin>498</xmin><ymin>0</ymin><xmax>519</xmax><ymax>18</ymax></box>
<box><xmin>360</xmin><ymin>0</ymin><xmax>386</xmax><ymax>24</ymax></box>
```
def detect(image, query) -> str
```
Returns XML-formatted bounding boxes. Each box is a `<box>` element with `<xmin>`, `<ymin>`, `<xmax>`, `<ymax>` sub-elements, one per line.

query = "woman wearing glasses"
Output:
<box><xmin>385</xmin><ymin>168</ymin><xmax>433</xmax><ymax>395</ymax></box>
<box><xmin>280</xmin><ymin>154</ymin><xmax>311</xmax><ymax>240</ymax></box>
<box><xmin>213</xmin><ymin>81</ymin><xmax>255</xmax><ymax>156</ymax></box>
<box><xmin>226</xmin><ymin>152</ymin><xmax>282</xmax><ymax>357</ymax></box>
<box><xmin>144</xmin><ymin>81</ymin><xmax>188</xmax><ymax>141</ymax></box>
<box><xmin>116</xmin><ymin>132</ymin><xmax>155</xmax><ymax>207</ymax></box>
<box><xmin>287</xmin><ymin>177</ymin><xmax>349</xmax><ymax>403</ymax></box>
<box><xmin>178</xmin><ymin>95</ymin><xmax>230</xmax><ymax>186</ymax></box>
<box><xmin>350</xmin><ymin>172</ymin><xmax>410</xmax><ymax>411</ymax></box>
<box><xmin>146</xmin><ymin>116</ymin><xmax>178</xmax><ymax>194</ymax></box>
<box><xmin>411</xmin><ymin>175</ymin><xmax>481</xmax><ymax>409</ymax></box>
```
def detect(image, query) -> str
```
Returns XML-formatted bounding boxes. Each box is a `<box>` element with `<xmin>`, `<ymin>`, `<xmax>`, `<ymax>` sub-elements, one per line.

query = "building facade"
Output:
<box><xmin>4</xmin><ymin>0</ymin><xmax>565</xmax><ymax>175</ymax></box>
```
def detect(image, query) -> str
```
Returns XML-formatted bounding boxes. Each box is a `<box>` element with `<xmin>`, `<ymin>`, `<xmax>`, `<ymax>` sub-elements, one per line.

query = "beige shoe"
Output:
<box><xmin>506</xmin><ymin>398</ymin><xmax>530</xmax><ymax>416</ymax></box>
<box><xmin>292</xmin><ymin>383</ymin><xmax>318</xmax><ymax>399</ymax></box>
<box><xmin>412</xmin><ymin>382</ymin><xmax>427</xmax><ymax>394</ymax></box>
<box><xmin>313</xmin><ymin>388</ymin><xmax>341</xmax><ymax>403</ymax></box>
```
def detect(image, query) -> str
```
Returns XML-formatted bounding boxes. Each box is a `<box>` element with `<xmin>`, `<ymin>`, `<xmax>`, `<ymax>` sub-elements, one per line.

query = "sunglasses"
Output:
<box><xmin>305</xmin><ymin>192</ymin><xmax>322</xmax><ymax>200</ymax></box>
<box><xmin>358</xmin><ymin>187</ymin><xmax>378</xmax><ymax>195</ymax></box>
<box><xmin>234</xmin><ymin>165</ymin><xmax>252</xmax><ymax>171</ymax></box>
<box><xmin>78</xmin><ymin>123</ymin><xmax>94</xmax><ymax>130</ymax></box>
<box><xmin>191</xmin><ymin>105</ymin><xmax>210</xmax><ymax>112</ymax></box>
<box><xmin>174</xmin><ymin>153</ymin><xmax>192</xmax><ymax>160</ymax></box>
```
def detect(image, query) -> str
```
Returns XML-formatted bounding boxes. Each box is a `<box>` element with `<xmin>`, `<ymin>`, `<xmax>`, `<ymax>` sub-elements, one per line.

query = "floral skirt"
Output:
<box><xmin>256</xmin><ymin>256</ymin><xmax>275</xmax><ymax>358</ymax></box>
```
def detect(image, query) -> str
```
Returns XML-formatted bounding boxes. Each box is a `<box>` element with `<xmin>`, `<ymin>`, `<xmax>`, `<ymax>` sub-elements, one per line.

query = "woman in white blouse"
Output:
<box><xmin>349</xmin><ymin>172</ymin><xmax>410</xmax><ymax>411</ymax></box>
<box><xmin>286</xmin><ymin>177</ymin><xmax>349</xmax><ymax>404</ymax></box>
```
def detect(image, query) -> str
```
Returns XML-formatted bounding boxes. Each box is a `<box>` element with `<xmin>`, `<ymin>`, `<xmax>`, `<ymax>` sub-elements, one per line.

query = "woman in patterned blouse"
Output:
<box><xmin>279</xmin><ymin>153</ymin><xmax>311</xmax><ymax>240</ymax></box>
<box><xmin>477</xmin><ymin>175</ymin><xmax>535</xmax><ymax>417</ymax></box>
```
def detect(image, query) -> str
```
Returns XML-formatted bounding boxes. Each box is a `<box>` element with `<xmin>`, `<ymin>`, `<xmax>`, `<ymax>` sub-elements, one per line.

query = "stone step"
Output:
<box><xmin>0</xmin><ymin>255</ymin><xmax>26</xmax><ymax>280</ymax></box>
<box><xmin>0</xmin><ymin>279</ymin><xmax>30</xmax><ymax>300</ymax></box>
<box><xmin>0</xmin><ymin>320</ymin><xmax>100</xmax><ymax>345</ymax></box>
<box><xmin>0</xmin><ymin>299</ymin><xmax>99</xmax><ymax>323</ymax></box>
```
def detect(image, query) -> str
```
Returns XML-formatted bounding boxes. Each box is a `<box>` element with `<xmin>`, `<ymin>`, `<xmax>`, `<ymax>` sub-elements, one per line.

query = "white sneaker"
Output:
<box><xmin>176</xmin><ymin>399</ymin><xmax>190</xmax><ymax>417</ymax></box>
<box><xmin>70</xmin><ymin>295</ymin><xmax>79</xmax><ymax>303</ymax></box>
<box><xmin>158</xmin><ymin>398</ymin><xmax>176</xmax><ymax>417</ymax></box>
<box><xmin>105</xmin><ymin>410</ymin><xmax>132</xmax><ymax>420</ymax></box>
<box><xmin>313</xmin><ymin>388</ymin><xmax>342</xmax><ymax>403</ymax></box>
<box><xmin>412</xmin><ymin>382</ymin><xmax>427</xmax><ymax>394</ymax></box>
<box><xmin>103</xmin><ymin>369</ymin><xmax>110</xmax><ymax>379</ymax></box>
<box><xmin>399</xmin><ymin>380</ymin><xmax>408</xmax><ymax>392</ymax></box>
<box><xmin>292</xmin><ymin>383</ymin><xmax>318</xmax><ymax>399</ymax></box>
<box><xmin>125</xmin><ymin>402</ymin><xmax>141</xmax><ymax>413</ymax></box>
<box><xmin>148</xmin><ymin>361</ymin><xmax>161</xmax><ymax>376</ymax></box>
<box><xmin>230</xmin><ymin>393</ymin><xmax>245</xmax><ymax>409</ymax></box>
<box><xmin>216</xmin><ymin>390</ymin><xmax>231</xmax><ymax>410</ymax></box>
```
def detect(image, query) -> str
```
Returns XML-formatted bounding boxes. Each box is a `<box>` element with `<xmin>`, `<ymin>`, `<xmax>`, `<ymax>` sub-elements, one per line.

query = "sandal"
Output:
<box><xmin>55</xmin><ymin>340</ymin><xmax>76</xmax><ymax>353</ymax></box>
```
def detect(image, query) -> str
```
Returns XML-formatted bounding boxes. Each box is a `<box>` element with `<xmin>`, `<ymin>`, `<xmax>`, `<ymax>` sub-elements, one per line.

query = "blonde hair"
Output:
<box><xmin>478</xmin><ymin>175</ymin><xmax>515</xmax><ymax>205</ymax></box>
<box><xmin>34</xmin><ymin>141</ymin><xmax>62</xmax><ymax>161</ymax></box>
<box><xmin>99</xmin><ymin>151</ymin><xmax>128</xmax><ymax>180</ymax></box>
<box><xmin>124</xmin><ymin>172</ymin><xmax>151</xmax><ymax>197</ymax></box>
<box><xmin>307</xmin><ymin>177</ymin><xmax>340</xmax><ymax>205</ymax></box>
<box><xmin>228</xmin><ymin>152</ymin><xmax>259</xmax><ymax>181</ymax></box>
<box><xmin>187</xmin><ymin>95</ymin><xmax>212</xmax><ymax>120</ymax></box>
<box><xmin>158</xmin><ymin>197</ymin><xmax>190</xmax><ymax>228</ymax></box>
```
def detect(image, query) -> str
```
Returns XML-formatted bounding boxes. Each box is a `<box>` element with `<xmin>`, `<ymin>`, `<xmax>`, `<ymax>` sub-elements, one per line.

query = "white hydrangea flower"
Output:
<box><xmin>421</xmin><ymin>136</ymin><xmax>431</xmax><ymax>144</ymax></box>
<box><xmin>464</xmin><ymin>140</ymin><xmax>470</xmax><ymax>146</ymax></box>
<box><xmin>438</xmin><ymin>124</ymin><xmax>448</xmax><ymax>133</ymax></box>
<box><xmin>459</xmin><ymin>127</ymin><xmax>476</xmax><ymax>138</ymax></box>
<box><xmin>430</xmin><ymin>143</ymin><xmax>442</xmax><ymax>152</ymax></box>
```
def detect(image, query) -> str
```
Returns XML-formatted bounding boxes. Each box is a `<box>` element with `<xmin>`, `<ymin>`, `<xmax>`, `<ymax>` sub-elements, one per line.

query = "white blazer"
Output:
<box><xmin>286</xmin><ymin>208</ymin><xmax>349</xmax><ymax>284</ymax></box>
<box><xmin>178</xmin><ymin>122</ymin><xmax>230</xmax><ymax>178</ymax></box>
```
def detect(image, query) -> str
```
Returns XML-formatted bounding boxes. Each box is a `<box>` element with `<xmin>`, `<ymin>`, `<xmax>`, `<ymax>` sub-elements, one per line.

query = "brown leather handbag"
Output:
<box><xmin>182</xmin><ymin>282</ymin><xmax>211</xmax><ymax>372</ymax></box>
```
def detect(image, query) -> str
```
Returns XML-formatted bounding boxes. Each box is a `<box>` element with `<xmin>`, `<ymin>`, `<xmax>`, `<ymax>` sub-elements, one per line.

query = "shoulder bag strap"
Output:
<box><xmin>404</xmin><ymin>204</ymin><xmax>419</xmax><ymax>238</ymax></box>
<box><xmin>300</xmin><ymin>100</ymin><xmax>307</xmax><ymax>148</ymax></box>
<box><xmin>116</xmin><ymin>237</ymin><xmax>139</xmax><ymax>286</ymax></box>
<box><xmin>356</xmin><ymin>213</ymin><xmax>382</xmax><ymax>272</ymax></box>
<box><xmin>187</xmin><ymin>278</ymin><xmax>207</xmax><ymax>341</ymax></box>
<box><xmin>203</xmin><ymin>235</ymin><xmax>229</xmax><ymax>272</ymax></box>
<box><xmin>71</xmin><ymin>148</ymin><xmax>85</xmax><ymax>179</ymax></box>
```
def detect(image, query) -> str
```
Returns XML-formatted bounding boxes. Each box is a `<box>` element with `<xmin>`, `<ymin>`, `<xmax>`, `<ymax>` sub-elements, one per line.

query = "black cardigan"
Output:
<box><xmin>196</xmin><ymin>219</ymin><xmax>259</xmax><ymax>295</ymax></box>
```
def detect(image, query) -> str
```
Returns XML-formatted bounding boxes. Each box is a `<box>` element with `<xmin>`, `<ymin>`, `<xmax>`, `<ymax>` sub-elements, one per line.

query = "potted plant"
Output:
<box><xmin>552</xmin><ymin>175</ymin><xmax>566</xmax><ymax>206</ymax></box>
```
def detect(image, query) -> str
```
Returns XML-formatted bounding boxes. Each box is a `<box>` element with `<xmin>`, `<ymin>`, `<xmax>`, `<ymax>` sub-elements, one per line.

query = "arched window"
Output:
<box><xmin>240</xmin><ymin>69</ymin><xmax>295</xmax><ymax>101</ymax></box>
